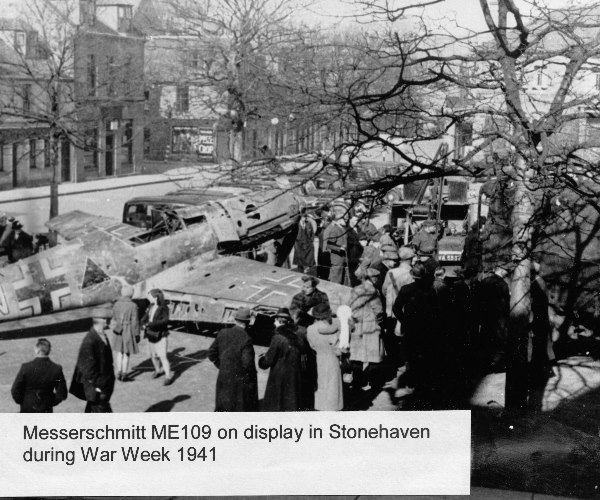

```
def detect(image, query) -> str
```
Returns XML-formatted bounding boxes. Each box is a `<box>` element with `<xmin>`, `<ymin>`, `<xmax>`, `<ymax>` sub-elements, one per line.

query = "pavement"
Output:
<box><xmin>0</xmin><ymin>163</ymin><xmax>226</xmax><ymax>234</ymax></box>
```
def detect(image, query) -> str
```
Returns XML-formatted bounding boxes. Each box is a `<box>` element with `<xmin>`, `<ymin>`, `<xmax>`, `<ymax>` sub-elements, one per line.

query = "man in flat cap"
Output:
<box><xmin>70</xmin><ymin>308</ymin><xmax>115</xmax><ymax>412</ymax></box>
<box><xmin>208</xmin><ymin>307</ymin><xmax>258</xmax><ymax>411</ymax></box>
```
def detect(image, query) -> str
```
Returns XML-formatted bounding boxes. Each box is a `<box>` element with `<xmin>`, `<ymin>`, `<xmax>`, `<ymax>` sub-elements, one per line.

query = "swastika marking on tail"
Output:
<box><xmin>14</xmin><ymin>259</ymin><xmax>70</xmax><ymax>315</ymax></box>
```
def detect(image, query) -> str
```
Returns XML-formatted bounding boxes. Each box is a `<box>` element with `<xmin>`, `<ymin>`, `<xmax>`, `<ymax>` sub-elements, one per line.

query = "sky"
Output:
<box><xmin>0</xmin><ymin>0</ymin><xmax>578</xmax><ymax>33</ymax></box>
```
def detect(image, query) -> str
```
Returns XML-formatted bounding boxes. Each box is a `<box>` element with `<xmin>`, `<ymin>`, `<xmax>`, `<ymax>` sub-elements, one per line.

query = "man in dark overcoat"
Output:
<box><xmin>208</xmin><ymin>307</ymin><xmax>258</xmax><ymax>411</ymax></box>
<box><xmin>323</xmin><ymin>202</ymin><xmax>349</xmax><ymax>284</ymax></box>
<box><xmin>69</xmin><ymin>308</ymin><xmax>116</xmax><ymax>413</ymax></box>
<box><xmin>258</xmin><ymin>308</ymin><xmax>307</xmax><ymax>411</ymax></box>
<box><xmin>11</xmin><ymin>338</ymin><xmax>67</xmax><ymax>413</ymax></box>
<box><xmin>392</xmin><ymin>262</ymin><xmax>443</xmax><ymax>408</ymax></box>
<box><xmin>475</xmin><ymin>264</ymin><xmax>511</xmax><ymax>373</ymax></box>
<box><xmin>293</xmin><ymin>208</ymin><xmax>317</xmax><ymax>274</ymax></box>
<box><xmin>289</xmin><ymin>275</ymin><xmax>330</xmax><ymax>329</ymax></box>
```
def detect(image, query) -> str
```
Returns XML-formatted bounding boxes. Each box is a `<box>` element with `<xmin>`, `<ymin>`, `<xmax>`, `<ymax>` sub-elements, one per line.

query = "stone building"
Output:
<box><xmin>0</xmin><ymin>17</ymin><xmax>75</xmax><ymax>190</ymax></box>
<box><xmin>75</xmin><ymin>0</ymin><xmax>145</xmax><ymax>180</ymax></box>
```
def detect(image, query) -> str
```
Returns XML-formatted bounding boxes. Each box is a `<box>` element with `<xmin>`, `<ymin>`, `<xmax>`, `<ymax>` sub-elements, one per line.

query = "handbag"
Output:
<box><xmin>144</xmin><ymin>326</ymin><xmax>161</xmax><ymax>342</ymax></box>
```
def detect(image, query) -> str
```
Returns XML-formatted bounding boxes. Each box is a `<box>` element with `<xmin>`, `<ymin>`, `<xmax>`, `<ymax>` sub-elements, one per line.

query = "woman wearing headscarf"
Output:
<box><xmin>258</xmin><ymin>308</ymin><xmax>307</xmax><ymax>411</ymax></box>
<box><xmin>306</xmin><ymin>303</ymin><xmax>344</xmax><ymax>411</ymax></box>
<box><xmin>141</xmin><ymin>289</ymin><xmax>173</xmax><ymax>386</ymax></box>
<box><xmin>111</xmin><ymin>284</ymin><xmax>140</xmax><ymax>381</ymax></box>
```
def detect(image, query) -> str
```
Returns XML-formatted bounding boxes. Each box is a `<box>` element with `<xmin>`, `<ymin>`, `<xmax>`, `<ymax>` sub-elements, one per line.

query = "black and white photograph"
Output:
<box><xmin>0</xmin><ymin>0</ymin><xmax>599</xmax><ymax>497</ymax></box>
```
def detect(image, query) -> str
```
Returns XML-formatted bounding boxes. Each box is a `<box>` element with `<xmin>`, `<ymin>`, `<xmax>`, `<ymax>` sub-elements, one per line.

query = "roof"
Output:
<box><xmin>0</xmin><ymin>17</ymin><xmax>33</xmax><ymax>31</ymax></box>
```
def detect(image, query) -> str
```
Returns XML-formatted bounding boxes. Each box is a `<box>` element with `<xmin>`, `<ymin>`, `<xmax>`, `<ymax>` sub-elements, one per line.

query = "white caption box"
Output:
<box><xmin>0</xmin><ymin>411</ymin><xmax>470</xmax><ymax>495</ymax></box>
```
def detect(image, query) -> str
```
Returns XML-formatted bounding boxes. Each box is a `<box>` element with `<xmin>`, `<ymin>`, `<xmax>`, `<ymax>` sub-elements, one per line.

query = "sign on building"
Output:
<box><xmin>172</xmin><ymin>126</ymin><xmax>214</xmax><ymax>157</ymax></box>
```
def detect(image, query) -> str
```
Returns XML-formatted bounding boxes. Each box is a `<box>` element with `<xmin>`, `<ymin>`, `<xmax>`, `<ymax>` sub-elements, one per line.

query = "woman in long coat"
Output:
<box><xmin>111</xmin><ymin>284</ymin><xmax>140</xmax><ymax>381</ymax></box>
<box><xmin>258</xmin><ymin>308</ymin><xmax>306</xmax><ymax>411</ymax></box>
<box><xmin>306</xmin><ymin>303</ymin><xmax>344</xmax><ymax>411</ymax></box>
<box><xmin>348</xmin><ymin>269</ymin><xmax>385</xmax><ymax>364</ymax></box>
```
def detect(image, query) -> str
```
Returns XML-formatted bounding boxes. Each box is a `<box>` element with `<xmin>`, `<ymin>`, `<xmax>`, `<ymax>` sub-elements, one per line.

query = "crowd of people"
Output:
<box><xmin>10</xmin><ymin>286</ymin><xmax>172</xmax><ymax>413</ymax></box>
<box><xmin>9</xmin><ymin>201</ymin><xmax>557</xmax><ymax>413</ymax></box>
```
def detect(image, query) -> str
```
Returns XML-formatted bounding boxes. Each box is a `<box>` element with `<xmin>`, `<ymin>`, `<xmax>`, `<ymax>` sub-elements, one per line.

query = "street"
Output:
<box><xmin>0</xmin><ymin>324</ymin><xmax>397</xmax><ymax>413</ymax></box>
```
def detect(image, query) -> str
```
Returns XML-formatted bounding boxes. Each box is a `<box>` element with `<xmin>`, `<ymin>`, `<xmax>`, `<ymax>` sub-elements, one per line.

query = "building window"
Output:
<box><xmin>120</xmin><ymin>119</ymin><xmax>133</xmax><ymax>166</ymax></box>
<box><xmin>175</xmin><ymin>85</ymin><xmax>189</xmax><ymax>113</ymax></box>
<box><xmin>22</xmin><ymin>84</ymin><xmax>31</xmax><ymax>112</ymax></box>
<box><xmin>29</xmin><ymin>139</ymin><xmax>37</xmax><ymax>168</ymax></box>
<box><xmin>106</xmin><ymin>56</ymin><xmax>116</xmax><ymax>97</ymax></box>
<box><xmin>87</xmin><ymin>55</ymin><xmax>97</xmax><ymax>96</ymax></box>
<box><xmin>14</xmin><ymin>31</ymin><xmax>26</xmax><ymax>54</ymax></box>
<box><xmin>455</xmin><ymin>121</ymin><xmax>473</xmax><ymax>151</ymax></box>
<box><xmin>118</xmin><ymin>6</ymin><xmax>132</xmax><ymax>31</ymax></box>
<box><xmin>188</xmin><ymin>51</ymin><xmax>201</xmax><ymax>68</ymax></box>
<box><xmin>84</xmin><ymin>128</ymin><xmax>99</xmax><ymax>171</ymax></box>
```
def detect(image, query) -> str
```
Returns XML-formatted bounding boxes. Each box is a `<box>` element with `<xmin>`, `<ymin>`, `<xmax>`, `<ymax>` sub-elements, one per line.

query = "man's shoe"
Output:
<box><xmin>163</xmin><ymin>376</ymin><xmax>174</xmax><ymax>386</ymax></box>
<box><xmin>121</xmin><ymin>374</ymin><xmax>133</xmax><ymax>382</ymax></box>
<box><xmin>117</xmin><ymin>371</ymin><xmax>122</xmax><ymax>381</ymax></box>
<box><xmin>152</xmin><ymin>371</ymin><xmax>163</xmax><ymax>379</ymax></box>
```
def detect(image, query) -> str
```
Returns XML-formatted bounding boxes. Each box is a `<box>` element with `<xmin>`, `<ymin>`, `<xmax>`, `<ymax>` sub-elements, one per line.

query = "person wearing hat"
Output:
<box><xmin>348</xmin><ymin>267</ymin><xmax>385</xmax><ymax>390</ymax></box>
<box><xmin>474</xmin><ymin>262</ymin><xmax>511</xmax><ymax>373</ymax></box>
<box><xmin>208</xmin><ymin>307</ymin><xmax>258</xmax><ymax>411</ymax></box>
<box><xmin>322</xmin><ymin>201</ymin><xmax>350</xmax><ymax>285</ymax></box>
<box><xmin>316</xmin><ymin>204</ymin><xmax>332</xmax><ymax>280</ymax></box>
<box><xmin>141</xmin><ymin>289</ymin><xmax>173</xmax><ymax>385</ymax></box>
<box><xmin>293</xmin><ymin>207</ymin><xmax>318</xmax><ymax>275</ymax></box>
<box><xmin>69</xmin><ymin>307</ymin><xmax>115</xmax><ymax>412</ymax></box>
<box><xmin>382</xmin><ymin>247</ymin><xmax>415</xmax><ymax>342</ymax></box>
<box><xmin>412</xmin><ymin>220</ymin><xmax>438</xmax><ymax>257</ymax></box>
<box><xmin>111</xmin><ymin>284</ymin><xmax>140</xmax><ymax>382</ymax></box>
<box><xmin>11</xmin><ymin>338</ymin><xmax>67</xmax><ymax>413</ymax></box>
<box><xmin>392</xmin><ymin>261</ymin><xmax>444</xmax><ymax>408</ymax></box>
<box><xmin>306</xmin><ymin>303</ymin><xmax>344</xmax><ymax>411</ymax></box>
<box><xmin>290</xmin><ymin>275</ymin><xmax>330</xmax><ymax>330</ymax></box>
<box><xmin>355</xmin><ymin>228</ymin><xmax>383</xmax><ymax>281</ymax></box>
<box><xmin>379</xmin><ymin>224</ymin><xmax>399</xmax><ymax>255</ymax></box>
<box><xmin>6</xmin><ymin>220</ymin><xmax>33</xmax><ymax>263</ymax></box>
<box><xmin>258</xmin><ymin>308</ymin><xmax>308</xmax><ymax>411</ymax></box>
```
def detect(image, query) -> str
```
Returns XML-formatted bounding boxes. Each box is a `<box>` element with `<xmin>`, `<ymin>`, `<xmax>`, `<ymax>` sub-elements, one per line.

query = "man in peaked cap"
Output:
<box><xmin>323</xmin><ymin>200</ymin><xmax>351</xmax><ymax>285</ymax></box>
<box><xmin>208</xmin><ymin>307</ymin><xmax>258</xmax><ymax>411</ymax></box>
<box><xmin>70</xmin><ymin>307</ymin><xmax>115</xmax><ymax>412</ymax></box>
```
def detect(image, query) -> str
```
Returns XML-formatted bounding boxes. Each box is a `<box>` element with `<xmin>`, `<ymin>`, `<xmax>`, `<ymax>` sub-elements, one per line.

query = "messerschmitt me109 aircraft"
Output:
<box><xmin>0</xmin><ymin>187</ymin><xmax>351</xmax><ymax>332</ymax></box>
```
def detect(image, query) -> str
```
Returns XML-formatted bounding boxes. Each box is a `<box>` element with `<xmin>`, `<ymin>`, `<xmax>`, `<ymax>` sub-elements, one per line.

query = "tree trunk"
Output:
<box><xmin>505</xmin><ymin>155</ymin><xmax>534</xmax><ymax>413</ymax></box>
<box><xmin>48</xmin><ymin>135</ymin><xmax>60</xmax><ymax>247</ymax></box>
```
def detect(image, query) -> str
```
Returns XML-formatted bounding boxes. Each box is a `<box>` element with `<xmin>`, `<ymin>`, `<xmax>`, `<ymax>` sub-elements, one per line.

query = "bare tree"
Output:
<box><xmin>0</xmin><ymin>0</ymin><xmax>142</xmax><ymax>231</ymax></box>
<box><xmin>311</xmin><ymin>0</ymin><xmax>600</xmax><ymax>411</ymax></box>
<box><xmin>154</xmin><ymin>0</ymin><xmax>313</xmax><ymax>164</ymax></box>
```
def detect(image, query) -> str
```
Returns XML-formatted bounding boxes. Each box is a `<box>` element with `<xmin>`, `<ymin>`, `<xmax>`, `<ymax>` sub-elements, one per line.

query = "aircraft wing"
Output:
<box><xmin>138</xmin><ymin>256</ymin><xmax>352</xmax><ymax>326</ymax></box>
<box><xmin>45</xmin><ymin>210</ymin><xmax>121</xmax><ymax>241</ymax></box>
